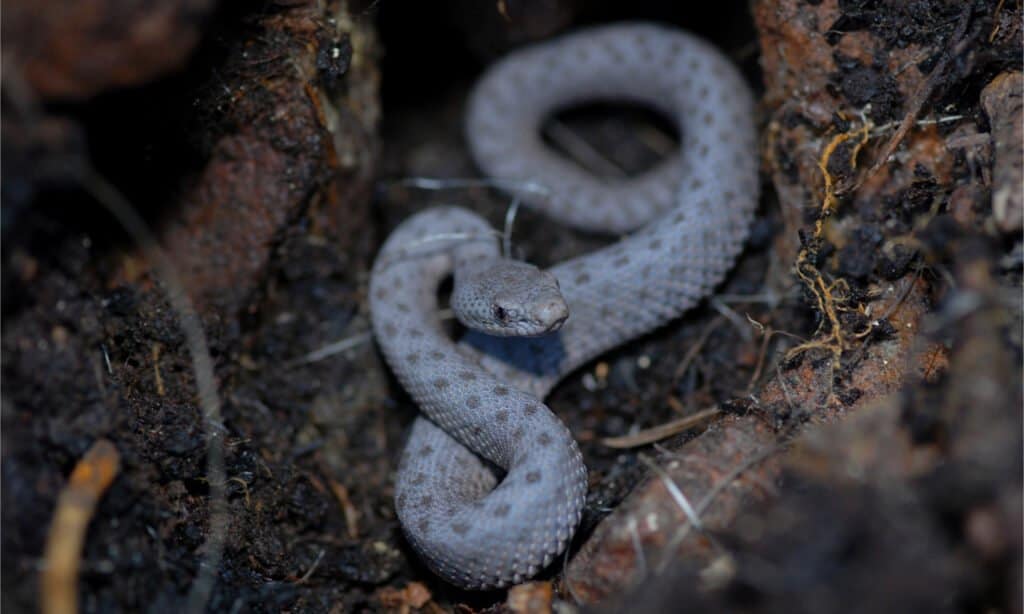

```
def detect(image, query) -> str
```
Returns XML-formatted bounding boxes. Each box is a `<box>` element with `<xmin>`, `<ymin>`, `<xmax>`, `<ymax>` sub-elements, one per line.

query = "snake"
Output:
<box><xmin>369</xmin><ymin>22</ymin><xmax>758</xmax><ymax>590</ymax></box>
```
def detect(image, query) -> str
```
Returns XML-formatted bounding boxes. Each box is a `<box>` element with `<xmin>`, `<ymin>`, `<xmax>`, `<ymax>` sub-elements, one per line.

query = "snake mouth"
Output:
<box><xmin>541</xmin><ymin>319</ymin><xmax>568</xmax><ymax>335</ymax></box>
<box><xmin>525</xmin><ymin>311</ymin><xmax>568</xmax><ymax>336</ymax></box>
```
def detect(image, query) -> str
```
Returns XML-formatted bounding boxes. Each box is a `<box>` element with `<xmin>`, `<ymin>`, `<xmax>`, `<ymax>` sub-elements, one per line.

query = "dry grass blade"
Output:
<box><xmin>80</xmin><ymin>170</ymin><xmax>228</xmax><ymax>614</ymax></box>
<box><xmin>600</xmin><ymin>407</ymin><xmax>722</xmax><ymax>448</ymax></box>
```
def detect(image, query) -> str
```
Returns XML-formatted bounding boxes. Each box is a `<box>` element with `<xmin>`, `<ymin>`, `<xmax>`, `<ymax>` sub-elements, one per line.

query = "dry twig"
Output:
<box><xmin>41</xmin><ymin>440</ymin><xmax>121</xmax><ymax>614</ymax></box>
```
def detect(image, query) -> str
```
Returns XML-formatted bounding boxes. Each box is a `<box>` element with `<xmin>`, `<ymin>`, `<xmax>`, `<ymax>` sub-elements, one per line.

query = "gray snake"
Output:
<box><xmin>370</xmin><ymin>22</ymin><xmax>758</xmax><ymax>589</ymax></box>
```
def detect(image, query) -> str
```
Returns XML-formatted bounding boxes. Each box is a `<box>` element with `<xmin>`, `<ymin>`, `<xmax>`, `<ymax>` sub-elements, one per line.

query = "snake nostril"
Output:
<box><xmin>536</xmin><ymin>299</ymin><xmax>569</xmax><ymax>329</ymax></box>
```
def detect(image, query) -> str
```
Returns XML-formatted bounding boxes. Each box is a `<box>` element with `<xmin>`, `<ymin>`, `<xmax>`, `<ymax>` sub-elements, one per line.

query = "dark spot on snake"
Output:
<box><xmin>459</xmin><ymin>371</ymin><xmax>476</xmax><ymax>381</ymax></box>
<box><xmin>452</xmin><ymin>522</ymin><xmax>469</xmax><ymax>535</ymax></box>
<box><xmin>537</xmin><ymin>433</ymin><xmax>552</xmax><ymax>446</ymax></box>
<box><xmin>420</xmin><ymin>445</ymin><xmax>433</xmax><ymax>457</ymax></box>
<box><xmin>466</xmin><ymin>395</ymin><xmax>481</xmax><ymax>409</ymax></box>
<box><xmin>690</xmin><ymin>178</ymin><xmax>703</xmax><ymax>190</ymax></box>
<box><xmin>412</xmin><ymin>472</ymin><xmax>426</xmax><ymax>484</ymax></box>
<box><xmin>496</xmin><ymin>410</ymin><xmax>509</xmax><ymax>422</ymax></box>
<box><xmin>648</xmin><ymin>239</ymin><xmax>663</xmax><ymax>250</ymax></box>
<box><xmin>526</xmin><ymin>471</ymin><xmax>541</xmax><ymax>483</ymax></box>
<box><xmin>430</xmin><ymin>350</ymin><xmax>445</xmax><ymax>360</ymax></box>
<box><xmin>420</xmin><ymin>495</ymin><xmax>433</xmax><ymax>507</ymax></box>
<box><xmin>575</xmin><ymin>273</ymin><xmax>591</xmax><ymax>284</ymax></box>
<box><xmin>493</xmin><ymin>385</ymin><xmax>509</xmax><ymax>396</ymax></box>
<box><xmin>406</xmin><ymin>352</ymin><xmax>420</xmax><ymax>364</ymax></box>
<box><xmin>374</xmin><ymin>287</ymin><xmax>387</xmax><ymax>300</ymax></box>
<box><xmin>525</xmin><ymin>404</ymin><xmax>539</xmax><ymax>416</ymax></box>
<box><xmin>418</xmin><ymin>519</ymin><xmax>429</xmax><ymax>533</ymax></box>
<box><xmin>494</xmin><ymin>503</ymin><xmax>511</xmax><ymax>517</ymax></box>
<box><xmin>409</xmin><ymin>329</ymin><xmax>424</xmax><ymax>339</ymax></box>
<box><xmin>434</xmin><ymin>378</ymin><xmax>449</xmax><ymax>390</ymax></box>
<box><xmin>383</xmin><ymin>323</ymin><xmax>397</xmax><ymax>336</ymax></box>
<box><xmin>512</xmin><ymin>427</ymin><xmax>525</xmax><ymax>442</ymax></box>
<box><xmin>396</xmin><ymin>302</ymin><xmax>410</xmax><ymax>313</ymax></box>
<box><xmin>613</xmin><ymin>256</ymin><xmax>629</xmax><ymax>267</ymax></box>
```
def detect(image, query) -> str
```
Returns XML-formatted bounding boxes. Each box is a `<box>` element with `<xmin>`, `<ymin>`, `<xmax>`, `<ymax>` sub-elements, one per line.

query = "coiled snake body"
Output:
<box><xmin>370</xmin><ymin>23</ymin><xmax>758</xmax><ymax>589</ymax></box>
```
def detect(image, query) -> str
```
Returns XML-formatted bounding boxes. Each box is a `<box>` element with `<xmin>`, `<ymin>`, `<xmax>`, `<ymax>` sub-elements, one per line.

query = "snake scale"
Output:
<box><xmin>370</xmin><ymin>22</ymin><xmax>758</xmax><ymax>589</ymax></box>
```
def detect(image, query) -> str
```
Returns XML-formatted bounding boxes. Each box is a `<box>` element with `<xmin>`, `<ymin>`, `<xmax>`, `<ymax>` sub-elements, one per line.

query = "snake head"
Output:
<box><xmin>452</xmin><ymin>259</ymin><xmax>568</xmax><ymax>337</ymax></box>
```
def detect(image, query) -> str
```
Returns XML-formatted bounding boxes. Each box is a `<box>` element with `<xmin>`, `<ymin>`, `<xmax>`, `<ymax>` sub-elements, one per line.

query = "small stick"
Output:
<box><xmin>655</xmin><ymin>444</ymin><xmax>783</xmax><ymax>574</ymax></box>
<box><xmin>639</xmin><ymin>454</ymin><xmax>703</xmax><ymax>531</ymax></box>
<box><xmin>285</xmin><ymin>331</ymin><xmax>373</xmax><ymax>368</ymax></box>
<box><xmin>386</xmin><ymin>176</ymin><xmax>552</xmax><ymax>200</ymax></box>
<box><xmin>544</xmin><ymin>118</ymin><xmax>630</xmax><ymax>178</ymax></box>
<box><xmin>328</xmin><ymin>480</ymin><xmax>361</xmax><ymax>539</ymax></box>
<box><xmin>151</xmin><ymin>343</ymin><xmax>165</xmax><ymax>396</ymax></box>
<box><xmin>502</xmin><ymin>197</ymin><xmax>522</xmax><ymax>258</ymax></box>
<box><xmin>672</xmin><ymin>315</ymin><xmax>725</xmax><ymax>382</ymax></box>
<box><xmin>295</xmin><ymin>549</ymin><xmax>326</xmax><ymax>585</ymax></box>
<box><xmin>626</xmin><ymin>515</ymin><xmax>648</xmax><ymax>582</ymax></box>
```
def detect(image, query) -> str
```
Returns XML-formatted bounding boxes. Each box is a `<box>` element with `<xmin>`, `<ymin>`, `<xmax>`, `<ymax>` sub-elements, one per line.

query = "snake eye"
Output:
<box><xmin>494</xmin><ymin>305</ymin><xmax>508</xmax><ymax>322</ymax></box>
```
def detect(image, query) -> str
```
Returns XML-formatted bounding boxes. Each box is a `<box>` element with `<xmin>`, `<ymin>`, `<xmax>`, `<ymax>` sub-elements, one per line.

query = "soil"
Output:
<box><xmin>2</xmin><ymin>0</ymin><xmax>1021</xmax><ymax>613</ymax></box>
